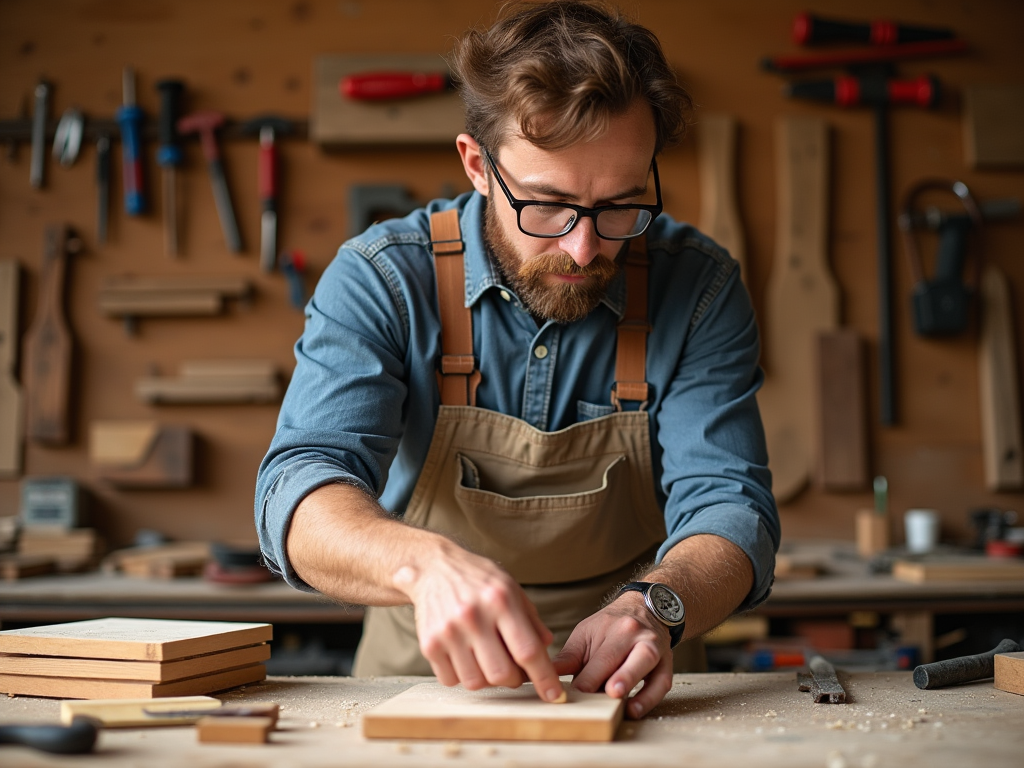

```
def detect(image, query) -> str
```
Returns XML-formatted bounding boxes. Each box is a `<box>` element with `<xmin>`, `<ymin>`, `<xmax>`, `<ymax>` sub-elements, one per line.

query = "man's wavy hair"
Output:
<box><xmin>448</xmin><ymin>0</ymin><xmax>693</xmax><ymax>154</ymax></box>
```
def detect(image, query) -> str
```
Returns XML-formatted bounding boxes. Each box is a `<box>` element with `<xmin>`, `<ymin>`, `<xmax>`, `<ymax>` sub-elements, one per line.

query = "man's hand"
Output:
<box><xmin>394</xmin><ymin>540</ymin><xmax>565</xmax><ymax>703</ymax></box>
<box><xmin>552</xmin><ymin>592</ymin><xmax>673</xmax><ymax>720</ymax></box>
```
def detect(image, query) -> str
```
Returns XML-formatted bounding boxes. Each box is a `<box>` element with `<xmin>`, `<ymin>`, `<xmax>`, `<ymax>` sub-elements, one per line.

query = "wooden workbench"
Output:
<box><xmin>1</xmin><ymin>672</ymin><xmax>1021</xmax><ymax>767</ymax></box>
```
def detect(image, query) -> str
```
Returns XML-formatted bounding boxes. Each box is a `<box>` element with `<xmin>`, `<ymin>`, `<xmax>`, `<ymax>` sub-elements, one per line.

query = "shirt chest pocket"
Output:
<box><xmin>577</xmin><ymin>400</ymin><xmax>616</xmax><ymax>422</ymax></box>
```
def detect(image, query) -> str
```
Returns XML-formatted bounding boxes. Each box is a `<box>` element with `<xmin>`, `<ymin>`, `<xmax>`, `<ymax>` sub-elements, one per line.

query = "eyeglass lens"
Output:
<box><xmin>519</xmin><ymin>206</ymin><xmax>653</xmax><ymax>239</ymax></box>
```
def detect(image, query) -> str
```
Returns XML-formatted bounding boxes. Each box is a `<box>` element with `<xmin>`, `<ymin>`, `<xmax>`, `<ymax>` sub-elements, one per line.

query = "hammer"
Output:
<box><xmin>241</xmin><ymin>115</ymin><xmax>293</xmax><ymax>272</ymax></box>
<box><xmin>913</xmin><ymin>638</ymin><xmax>1021</xmax><ymax>689</ymax></box>
<box><xmin>177</xmin><ymin>111</ymin><xmax>243</xmax><ymax>253</ymax></box>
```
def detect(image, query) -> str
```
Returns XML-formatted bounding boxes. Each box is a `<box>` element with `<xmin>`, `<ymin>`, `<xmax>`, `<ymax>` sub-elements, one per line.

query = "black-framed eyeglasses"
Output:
<box><xmin>483</xmin><ymin>149</ymin><xmax>662</xmax><ymax>241</ymax></box>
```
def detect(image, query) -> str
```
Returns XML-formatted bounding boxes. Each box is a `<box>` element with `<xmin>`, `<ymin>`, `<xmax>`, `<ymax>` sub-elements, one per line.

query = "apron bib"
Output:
<box><xmin>353</xmin><ymin>209</ymin><xmax>704</xmax><ymax>675</ymax></box>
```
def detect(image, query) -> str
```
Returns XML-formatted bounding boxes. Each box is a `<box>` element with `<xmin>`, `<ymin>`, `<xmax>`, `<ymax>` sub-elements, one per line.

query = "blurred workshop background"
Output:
<box><xmin>1</xmin><ymin>0</ymin><xmax>1022</xmax><ymax>676</ymax></box>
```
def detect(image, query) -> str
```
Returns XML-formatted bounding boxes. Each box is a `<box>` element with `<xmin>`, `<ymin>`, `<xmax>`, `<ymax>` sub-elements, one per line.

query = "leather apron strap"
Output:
<box><xmin>613</xmin><ymin>236</ymin><xmax>650</xmax><ymax>409</ymax></box>
<box><xmin>429</xmin><ymin>210</ymin><xmax>650</xmax><ymax>409</ymax></box>
<box><xmin>430</xmin><ymin>209</ymin><xmax>481</xmax><ymax>406</ymax></box>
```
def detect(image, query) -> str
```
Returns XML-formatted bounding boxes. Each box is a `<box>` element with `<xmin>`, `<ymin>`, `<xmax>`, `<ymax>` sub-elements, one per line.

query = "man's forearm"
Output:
<box><xmin>285</xmin><ymin>482</ymin><xmax>445</xmax><ymax>606</ymax></box>
<box><xmin>645</xmin><ymin>533</ymin><xmax>754</xmax><ymax>640</ymax></box>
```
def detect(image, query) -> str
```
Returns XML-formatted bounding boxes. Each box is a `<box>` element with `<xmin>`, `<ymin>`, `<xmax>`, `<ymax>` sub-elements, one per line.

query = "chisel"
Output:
<box><xmin>116</xmin><ymin>67</ymin><xmax>146</xmax><ymax>215</ymax></box>
<box><xmin>156</xmin><ymin>79</ymin><xmax>185</xmax><ymax>256</ymax></box>
<box><xmin>29</xmin><ymin>80</ymin><xmax>50</xmax><ymax>188</ymax></box>
<box><xmin>242</xmin><ymin>115</ymin><xmax>293</xmax><ymax>270</ymax></box>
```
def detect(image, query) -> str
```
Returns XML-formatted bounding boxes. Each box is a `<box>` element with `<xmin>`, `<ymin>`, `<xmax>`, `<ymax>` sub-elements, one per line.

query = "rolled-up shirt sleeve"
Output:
<box><xmin>255</xmin><ymin>243</ymin><xmax>412</xmax><ymax>591</ymax></box>
<box><xmin>653</xmin><ymin>251</ymin><xmax>779</xmax><ymax>612</ymax></box>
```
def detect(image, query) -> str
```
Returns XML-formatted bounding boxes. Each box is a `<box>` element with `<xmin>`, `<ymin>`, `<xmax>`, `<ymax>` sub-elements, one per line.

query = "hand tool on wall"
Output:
<box><xmin>0</xmin><ymin>261</ymin><xmax>23</xmax><ymax>476</ymax></box>
<box><xmin>349</xmin><ymin>184</ymin><xmax>420</xmax><ymax>237</ymax></box>
<box><xmin>135</xmin><ymin>359</ymin><xmax>280</xmax><ymax>405</ymax></box>
<box><xmin>797</xmin><ymin>655</ymin><xmax>847</xmax><ymax>703</ymax></box>
<box><xmin>177</xmin><ymin>111</ymin><xmax>243</xmax><ymax>253</ymax></box>
<box><xmin>116</xmin><ymin>67</ymin><xmax>146</xmax><ymax>215</ymax></box>
<box><xmin>278</xmin><ymin>250</ymin><xmax>307</xmax><ymax>309</ymax></box>
<box><xmin>0</xmin><ymin>718</ymin><xmax>98</xmax><ymax>755</ymax></box>
<box><xmin>755</xmin><ymin>117</ymin><xmax>838</xmax><ymax>502</ymax></box>
<box><xmin>768</xmin><ymin>15</ymin><xmax>965</xmax><ymax>427</ymax></box>
<box><xmin>785</xmin><ymin>72</ymin><xmax>941</xmax><ymax>426</ymax></box>
<box><xmin>696</xmin><ymin>114</ymin><xmax>746</xmax><ymax>279</ymax></box>
<box><xmin>899</xmin><ymin>185</ymin><xmax>1020</xmax><ymax>338</ymax></box>
<box><xmin>156</xmin><ymin>79</ymin><xmax>185</xmax><ymax>256</ymax></box>
<box><xmin>341</xmin><ymin>70</ymin><xmax>454</xmax><ymax>100</ymax></box>
<box><xmin>792</xmin><ymin>12</ymin><xmax>956</xmax><ymax>47</ymax></box>
<box><xmin>51</xmin><ymin>108</ymin><xmax>83</xmax><ymax>167</ymax></box>
<box><xmin>898</xmin><ymin>179</ymin><xmax>980</xmax><ymax>338</ymax></box>
<box><xmin>29</xmin><ymin>79</ymin><xmax>51</xmax><ymax>188</ymax></box>
<box><xmin>95</xmin><ymin>134</ymin><xmax>111</xmax><ymax>243</ymax></box>
<box><xmin>24</xmin><ymin>225</ymin><xmax>83</xmax><ymax>445</ymax></box>
<box><xmin>242</xmin><ymin>115</ymin><xmax>294</xmax><ymax>271</ymax></box>
<box><xmin>312</xmin><ymin>54</ymin><xmax>464</xmax><ymax>145</ymax></box>
<box><xmin>913</xmin><ymin>638</ymin><xmax>1020</xmax><ymax>689</ymax></box>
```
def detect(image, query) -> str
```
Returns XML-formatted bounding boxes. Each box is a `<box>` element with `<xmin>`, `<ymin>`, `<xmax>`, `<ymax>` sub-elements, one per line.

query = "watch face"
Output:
<box><xmin>648</xmin><ymin>584</ymin><xmax>684</xmax><ymax>624</ymax></box>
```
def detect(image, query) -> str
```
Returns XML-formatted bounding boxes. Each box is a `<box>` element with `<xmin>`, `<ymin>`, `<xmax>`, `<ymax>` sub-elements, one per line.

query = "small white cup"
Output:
<box><xmin>905</xmin><ymin>509</ymin><xmax>940</xmax><ymax>553</ymax></box>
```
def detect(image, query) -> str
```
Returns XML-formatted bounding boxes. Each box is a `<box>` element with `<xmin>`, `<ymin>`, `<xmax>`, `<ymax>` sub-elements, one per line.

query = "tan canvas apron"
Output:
<box><xmin>353</xmin><ymin>209</ymin><xmax>705</xmax><ymax>676</ymax></box>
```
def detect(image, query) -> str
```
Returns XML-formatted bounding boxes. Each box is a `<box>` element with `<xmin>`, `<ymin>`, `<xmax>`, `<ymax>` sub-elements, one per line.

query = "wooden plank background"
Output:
<box><xmin>1</xmin><ymin>0</ymin><xmax>1022</xmax><ymax>550</ymax></box>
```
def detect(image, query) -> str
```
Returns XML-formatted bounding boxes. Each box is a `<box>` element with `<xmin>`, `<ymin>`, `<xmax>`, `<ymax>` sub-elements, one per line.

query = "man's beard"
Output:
<box><xmin>484</xmin><ymin>195</ymin><xmax>621</xmax><ymax>324</ymax></box>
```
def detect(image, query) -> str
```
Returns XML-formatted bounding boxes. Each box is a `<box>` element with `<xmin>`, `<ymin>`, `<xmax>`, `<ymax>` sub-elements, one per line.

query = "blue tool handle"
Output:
<box><xmin>116</xmin><ymin>103</ymin><xmax>146</xmax><ymax>215</ymax></box>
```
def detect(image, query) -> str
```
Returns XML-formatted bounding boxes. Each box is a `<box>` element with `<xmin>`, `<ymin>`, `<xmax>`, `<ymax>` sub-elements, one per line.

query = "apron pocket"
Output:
<box><xmin>577</xmin><ymin>400</ymin><xmax>616</xmax><ymax>422</ymax></box>
<box><xmin>449</xmin><ymin>452</ymin><xmax>657</xmax><ymax>584</ymax></box>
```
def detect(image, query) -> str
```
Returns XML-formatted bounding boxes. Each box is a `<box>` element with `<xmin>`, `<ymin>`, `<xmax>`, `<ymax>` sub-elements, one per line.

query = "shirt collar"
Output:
<box><xmin>459</xmin><ymin>192</ymin><xmax>627</xmax><ymax>320</ymax></box>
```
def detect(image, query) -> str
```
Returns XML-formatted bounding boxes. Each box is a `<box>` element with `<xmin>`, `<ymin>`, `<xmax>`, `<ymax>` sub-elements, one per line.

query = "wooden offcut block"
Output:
<box><xmin>963</xmin><ymin>85</ymin><xmax>1024</xmax><ymax>168</ymax></box>
<box><xmin>0</xmin><ymin>662</ymin><xmax>266</xmax><ymax>699</ymax></box>
<box><xmin>0</xmin><ymin>642</ymin><xmax>270</xmax><ymax>681</ymax></box>
<box><xmin>363</xmin><ymin>682</ymin><xmax>624</xmax><ymax>742</ymax></box>
<box><xmin>0</xmin><ymin>618</ymin><xmax>272</xmax><ymax>661</ymax></box>
<box><xmin>856</xmin><ymin>510</ymin><xmax>889</xmax><ymax>558</ymax></box>
<box><xmin>994</xmin><ymin>651</ymin><xmax>1024</xmax><ymax>696</ymax></box>
<box><xmin>197</xmin><ymin>715</ymin><xmax>275</xmax><ymax>744</ymax></box>
<box><xmin>90</xmin><ymin>421</ymin><xmax>195</xmax><ymax>488</ymax></box>
<box><xmin>892</xmin><ymin>557</ymin><xmax>1024</xmax><ymax>584</ymax></box>
<box><xmin>0</xmin><ymin>553</ymin><xmax>56</xmax><ymax>581</ymax></box>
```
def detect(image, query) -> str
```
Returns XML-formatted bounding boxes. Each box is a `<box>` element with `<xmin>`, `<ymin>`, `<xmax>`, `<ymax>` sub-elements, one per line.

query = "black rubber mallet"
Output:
<box><xmin>913</xmin><ymin>638</ymin><xmax>1021</xmax><ymax>689</ymax></box>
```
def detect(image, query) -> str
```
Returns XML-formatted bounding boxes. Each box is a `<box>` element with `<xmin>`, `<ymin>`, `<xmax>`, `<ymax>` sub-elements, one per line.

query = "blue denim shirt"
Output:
<box><xmin>256</xmin><ymin>191</ymin><xmax>779</xmax><ymax>610</ymax></box>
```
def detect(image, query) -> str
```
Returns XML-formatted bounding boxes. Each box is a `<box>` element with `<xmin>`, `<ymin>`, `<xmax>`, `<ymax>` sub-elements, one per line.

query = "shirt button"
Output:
<box><xmin>534</xmin><ymin>345</ymin><xmax>549</xmax><ymax>359</ymax></box>
<box><xmin>499</xmin><ymin>290</ymin><xmax>511</xmax><ymax>302</ymax></box>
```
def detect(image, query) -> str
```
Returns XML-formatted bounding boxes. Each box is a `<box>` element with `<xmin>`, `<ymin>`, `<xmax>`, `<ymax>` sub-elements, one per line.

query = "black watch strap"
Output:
<box><xmin>618</xmin><ymin>581</ymin><xmax>686</xmax><ymax>648</ymax></box>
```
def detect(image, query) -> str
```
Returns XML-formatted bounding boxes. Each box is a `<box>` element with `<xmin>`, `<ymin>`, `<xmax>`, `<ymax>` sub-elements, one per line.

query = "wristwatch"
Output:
<box><xmin>617</xmin><ymin>581</ymin><xmax>686</xmax><ymax>648</ymax></box>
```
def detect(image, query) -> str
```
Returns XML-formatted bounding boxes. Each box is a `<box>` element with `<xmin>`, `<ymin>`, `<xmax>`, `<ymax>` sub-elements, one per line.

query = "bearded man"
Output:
<box><xmin>257</xmin><ymin>0</ymin><xmax>778</xmax><ymax>719</ymax></box>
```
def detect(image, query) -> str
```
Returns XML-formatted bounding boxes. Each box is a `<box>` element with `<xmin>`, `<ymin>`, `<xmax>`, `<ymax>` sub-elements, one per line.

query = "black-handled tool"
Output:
<box><xmin>156</xmin><ymin>79</ymin><xmax>185</xmax><ymax>256</ymax></box>
<box><xmin>792</xmin><ymin>12</ymin><xmax>956</xmax><ymax>47</ymax></box>
<box><xmin>96</xmin><ymin>134</ymin><xmax>111</xmax><ymax>244</ymax></box>
<box><xmin>30</xmin><ymin>79</ymin><xmax>51</xmax><ymax>188</ymax></box>
<box><xmin>0</xmin><ymin>717</ymin><xmax>98</xmax><ymax>755</ymax></box>
<box><xmin>913</xmin><ymin>638</ymin><xmax>1021</xmax><ymax>689</ymax></box>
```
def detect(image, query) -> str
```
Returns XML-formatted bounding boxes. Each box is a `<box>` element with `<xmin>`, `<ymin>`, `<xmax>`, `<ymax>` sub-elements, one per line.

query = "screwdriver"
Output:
<box><xmin>156</xmin><ymin>79</ymin><xmax>184</xmax><ymax>255</ymax></box>
<box><xmin>116</xmin><ymin>67</ymin><xmax>146</xmax><ymax>215</ymax></box>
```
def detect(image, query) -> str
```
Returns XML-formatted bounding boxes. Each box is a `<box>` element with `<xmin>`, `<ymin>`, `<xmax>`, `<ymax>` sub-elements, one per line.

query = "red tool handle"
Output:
<box><xmin>340</xmin><ymin>71</ymin><xmax>448</xmax><ymax>101</ymax></box>
<box><xmin>835</xmin><ymin>74</ymin><xmax>940</xmax><ymax>108</ymax></box>
<box><xmin>258</xmin><ymin>135</ymin><xmax>276</xmax><ymax>203</ymax></box>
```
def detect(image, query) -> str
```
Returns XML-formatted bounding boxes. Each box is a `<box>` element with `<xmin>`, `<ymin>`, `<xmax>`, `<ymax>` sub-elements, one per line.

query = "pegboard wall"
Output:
<box><xmin>1</xmin><ymin>0</ymin><xmax>1023</xmax><ymax>550</ymax></box>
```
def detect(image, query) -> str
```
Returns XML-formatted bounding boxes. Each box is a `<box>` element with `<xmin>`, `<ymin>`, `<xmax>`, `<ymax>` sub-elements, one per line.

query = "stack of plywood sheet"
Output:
<box><xmin>0</xmin><ymin>618</ymin><xmax>271</xmax><ymax>699</ymax></box>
